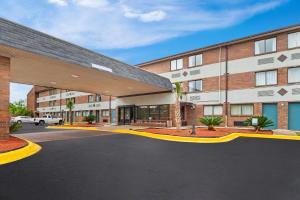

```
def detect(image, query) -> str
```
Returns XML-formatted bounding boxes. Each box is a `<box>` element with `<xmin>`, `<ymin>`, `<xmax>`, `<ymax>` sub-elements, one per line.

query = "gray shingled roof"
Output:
<box><xmin>0</xmin><ymin>17</ymin><xmax>172</xmax><ymax>91</ymax></box>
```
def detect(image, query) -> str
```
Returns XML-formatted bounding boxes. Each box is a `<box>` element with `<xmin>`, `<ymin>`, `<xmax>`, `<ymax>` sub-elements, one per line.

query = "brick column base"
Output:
<box><xmin>0</xmin><ymin>56</ymin><xmax>10</xmax><ymax>139</ymax></box>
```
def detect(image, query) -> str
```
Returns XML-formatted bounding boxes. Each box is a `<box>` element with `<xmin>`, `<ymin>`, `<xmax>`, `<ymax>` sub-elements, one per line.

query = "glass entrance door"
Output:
<box><xmin>118</xmin><ymin>106</ymin><xmax>135</xmax><ymax>125</ymax></box>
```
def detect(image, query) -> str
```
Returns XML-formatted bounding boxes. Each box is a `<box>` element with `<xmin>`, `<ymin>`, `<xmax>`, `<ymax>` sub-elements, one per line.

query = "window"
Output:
<box><xmin>95</xmin><ymin>94</ymin><xmax>101</xmax><ymax>102</ymax></box>
<box><xmin>102</xmin><ymin>110</ymin><xmax>110</xmax><ymax>117</ymax></box>
<box><xmin>255</xmin><ymin>38</ymin><xmax>276</xmax><ymax>55</ymax></box>
<box><xmin>75</xmin><ymin>111</ymin><xmax>81</xmax><ymax>117</ymax></box>
<box><xmin>256</xmin><ymin>70</ymin><xmax>277</xmax><ymax>86</ymax></box>
<box><xmin>49</xmin><ymin>89</ymin><xmax>57</xmax><ymax>95</ymax></box>
<box><xmin>288</xmin><ymin>32</ymin><xmax>300</xmax><ymax>49</ymax></box>
<box><xmin>82</xmin><ymin>111</ymin><xmax>89</xmax><ymax>117</ymax></box>
<box><xmin>288</xmin><ymin>67</ymin><xmax>300</xmax><ymax>83</ymax></box>
<box><xmin>204</xmin><ymin>105</ymin><xmax>223</xmax><ymax>116</ymax></box>
<box><xmin>149</xmin><ymin>106</ymin><xmax>159</xmax><ymax>120</ymax></box>
<box><xmin>136</xmin><ymin>105</ymin><xmax>170</xmax><ymax>120</ymax></box>
<box><xmin>49</xmin><ymin>100</ymin><xmax>56</xmax><ymax>107</ymax></box>
<box><xmin>231</xmin><ymin>104</ymin><xmax>253</xmax><ymax>116</ymax></box>
<box><xmin>137</xmin><ymin>106</ymin><xmax>149</xmax><ymax>120</ymax></box>
<box><xmin>189</xmin><ymin>54</ymin><xmax>202</xmax><ymax>67</ymax></box>
<box><xmin>170</xmin><ymin>59</ymin><xmax>183</xmax><ymax>71</ymax></box>
<box><xmin>188</xmin><ymin>80</ymin><xmax>202</xmax><ymax>92</ymax></box>
<box><xmin>88</xmin><ymin>95</ymin><xmax>94</xmax><ymax>103</ymax></box>
<box><xmin>67</xmin><ymin>98</ymin><xmax>75</xmax><ymax>104</ymax></box>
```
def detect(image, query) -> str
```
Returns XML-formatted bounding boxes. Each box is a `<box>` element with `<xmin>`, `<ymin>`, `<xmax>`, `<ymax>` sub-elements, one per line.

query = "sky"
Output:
<box><xmin>1</xmin><ymin>0</ymin><xmax>299</xmax><ymax>102</ymax></box>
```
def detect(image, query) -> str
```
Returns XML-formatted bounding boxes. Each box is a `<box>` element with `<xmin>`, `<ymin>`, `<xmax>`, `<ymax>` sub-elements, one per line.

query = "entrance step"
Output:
<box><xmin>273</xmin><ymin>129</ymin><xmax>297</xmax><ymax>136</ymax></box>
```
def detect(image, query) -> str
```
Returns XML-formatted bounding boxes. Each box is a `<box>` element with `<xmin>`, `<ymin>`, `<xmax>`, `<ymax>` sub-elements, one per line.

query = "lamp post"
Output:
<box><xmin>191</xmin><ymin>104</ymin><xmax>196</xmax><ymax>135</ymax></box>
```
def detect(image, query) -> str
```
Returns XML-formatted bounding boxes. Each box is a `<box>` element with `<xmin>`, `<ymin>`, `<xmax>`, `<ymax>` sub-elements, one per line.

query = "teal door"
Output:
<box><xmin>111</xmin><ymin>109</ymin><xmax>116</xmax><ymax>124</ymax></box>
<box><xmin>288</xmin><ymin>103</ymin><xmax>300</xmax><ymax>130</ymax></box>
<box><xmin>262</xmin><ymin>103</ymin><xmax>278</xmax><ymax>130</ymax></box>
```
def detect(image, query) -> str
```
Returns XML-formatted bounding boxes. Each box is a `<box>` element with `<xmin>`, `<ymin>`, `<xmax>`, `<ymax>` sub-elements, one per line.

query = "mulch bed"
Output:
<box><xmin>138</xmin><ymin>128</ymin><xmax>273</xmax><ymax>138</ymax></box>
<box><xmin>61</xmin><ymin>123</ymin><xmax>98</xmax><ymax>127</ymax></box>
<box><xmin>0</xmin><ymin>136</ymin><xmax>28</xmax><ymax>153</ymax></box>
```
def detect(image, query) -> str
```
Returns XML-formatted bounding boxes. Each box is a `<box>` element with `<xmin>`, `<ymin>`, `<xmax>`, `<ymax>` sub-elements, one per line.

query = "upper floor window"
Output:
<box><xmin>88</xmin><ymin>95</ymin><xmax>94</xmax><ymax>103</ymax></box>
<box><xmin>95</xmin><ymin>94</ymin><xmax>101</xmax><ymax>102</ymax></box>
<box><xmin>188</xmin><ymin>80</ymin><xmax>202</xmax><ymax>92</ymax></box>
<box><xmin>189</xmin><ymin>54</ymin><xmax>202</xmax><ymax>67</ymax></box>
<box><xmin>204</xmin><ymin>105</ymin><xmax>223</xmax><ymax>116</ymax></box>
<box><xmin>231</xmin><ymin>104</ymin><xmax>253</xmax><ymax>116</ymax></box>
<box><xmin>288</xmin><ymin>32</ymin><xmax>300</xmax><ymax>49</ymax></box>
<box><xmin>49</xmin><ymin>89</ymin><xmax>57</xmax><ymax>96</ymax></box>
<box><xmin>255</xmin><ymin>38</ymin><xmax>276</xmax><ymax>55</ymax></box>
<box><xmin>288</xmin><ymin>67</ymin><xmax>300</xmax><ymax>83</ymax></box>
<box><xmin>49</xmin><ymin>100</ymin><xmax>56</xmax><ymax>107</ymax></box>
<box><xmin>170</xmin><ymin>59</ymin><xmax>183</xmax><ymax>71</ymax></box>
<box><xmin>67</xmin><ymin>97</ymin><xmax>75</xmax><ymax>104</ymax></box>
<box><xmin>256</xmin><ymin>70</ymin><xmax>277</xmax><ymax>86</ymax></box>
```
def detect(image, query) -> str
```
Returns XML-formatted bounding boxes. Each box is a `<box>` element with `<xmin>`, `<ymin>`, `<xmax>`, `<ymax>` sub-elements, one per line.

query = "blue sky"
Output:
<box><xmin>1</xmin><ymin>0</ymin><xmax>299</xmax><ymax>102</ymax></box>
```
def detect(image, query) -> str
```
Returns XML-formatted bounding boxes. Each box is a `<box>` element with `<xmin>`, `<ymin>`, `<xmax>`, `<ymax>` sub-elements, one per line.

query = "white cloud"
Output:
<box><xmin>0</xmin><ymin>0</ymin><xmax>286</xmax><ymax>50</ymax></box>
<box><xmin>123</xmin><ymin>6</ymin><xmax>167</xmax><ymax>22</ymax></box>
<box><xmin>48</xmin><ymin>0</ymin><xmax>68</xmax><ymax>6</ymax></box>
<box><xmin>73</xmin><ymin>0</ymin><xmax>109</xmax><ymax>8</ymax></box>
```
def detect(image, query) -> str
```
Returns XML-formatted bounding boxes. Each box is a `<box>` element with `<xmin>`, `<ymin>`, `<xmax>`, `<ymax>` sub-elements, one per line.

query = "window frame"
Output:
<box><xmin>88</xmin><ymin>95</ymin><xmax>94</xmax><ymax>103</ymax></box>
<box><xmin>170</xmin><ymin>58</ymin><xmax>183</xmax><ymax>71</ymax></box>
<box><xmin>255</xmin><ymin>37</ymin><xmax>277</xmax><ymax>55</ymax></box>
<box><xmin>188</xmin><ymin>54</ymin><xmax>203</xmax><ymax>68</ymax></box>
<box><xmin>102</xmin><ymin>110</ymin><xmax>110</xmax><ymax>117</ymax></box>
<box><xmin>255</xmin><ymin>70</ymin><xmax>278</xmax><ymax>86</ymax></box>
<box><xmin>230</xmin><ymin>104</ymin><xmax>254</xmax><ymax>116</ymax></box>
<box><xmin>288</xmin><ymin>66</ymin><xmax>300</xmax><ymax>84</ymax></box>
<box><xmin>288</xmin><ymin>31</ymin><xmax>300</xmax><ymax>49</ymax></box>
<box><xmin>203</xmin><ymin>105</ymin><xmax>223</xmax><ymax>116</ymax></box>
<box><xmin>188</xmin><ymin>79</ymin><xmax>203</xmax><ymax>93</ymax></box>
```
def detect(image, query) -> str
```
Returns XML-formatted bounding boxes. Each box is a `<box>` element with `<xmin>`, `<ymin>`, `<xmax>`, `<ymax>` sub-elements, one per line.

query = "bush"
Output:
<box><xmin>244</xmin><ymin>116</ymin><xmax>274</xmax><ymax>132</ymax></box>
<box><xmin>10</xmin><ymin>122</ymin><xmax>22</xmax><ymax>132</ymax></box>
<box><xmin>199</xmin><ymin>116</ymin><xmax>223</xmax><ymax>131</ymax></box>
<box><xmin>84</xmin><ymin>115</ymin><xmax>96</xmax><ymax>124</ymax></box>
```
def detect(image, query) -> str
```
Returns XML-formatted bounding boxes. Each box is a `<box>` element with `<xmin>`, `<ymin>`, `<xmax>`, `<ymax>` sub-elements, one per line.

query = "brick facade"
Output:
<box><xmin>0</xmin><ymin>56</ymin><xmax>10</xmax><ymax>138</ymax></box>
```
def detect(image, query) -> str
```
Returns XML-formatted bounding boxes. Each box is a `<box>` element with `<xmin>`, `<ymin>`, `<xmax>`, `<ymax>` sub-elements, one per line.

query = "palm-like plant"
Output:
<box><xmin>66</xmin><ymin>100</ymin><xmax>74</xmax><ymax>125</ymax></box>
<box><xmin>199</xmin><ymin>116</ymin><xmax>223</xmax><ymax>131</ymax></box>
<box><xmin>244</xmin><ymin>116</ymin><xmax>274</xmax><ymax>133</ymax></box>
<box><xmin>174</xmin><ymin>82</ymin><xmax>182</xmax><ymax>130</ymax></box>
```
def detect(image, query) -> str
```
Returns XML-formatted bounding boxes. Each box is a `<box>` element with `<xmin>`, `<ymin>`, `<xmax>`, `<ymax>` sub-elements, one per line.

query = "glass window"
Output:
<box><xmin>149</xmin><ymin>105</ymin><xmax>159</xmax><ymax>120</ymax></box>
<box><xmin>256</xmin><ymin>70</ymin><xmax>277</xmax><ymax>86</ymax></box>
<box><xmin>102</xmin><ymin>110</ymin><xmax>110</xmax><ymax>117</ymax></box>
<box><xmin>189</xmin><ymin>80</ymin><xmax>202</xmax><ymax>92</ymax></box>
<box><xmin>159</xmin><ymin>105</ymin><xmax>170</xmax><ymax>120</ymax></box>
<box><xmin>75</xmin><ymin>111</ymin><xmax>81</xmax><ymax>117</ymax></box>
<box><xmin>170</xmin><ymin>59</ymin><xmax>183</xmax><ymax>71</ymax></box>
<box><xmin>189</xmin><ymin>54</ymin><xmax>203</xmax><ymax>67</ymax></box>
<box><xmin>137</xmin><ymin>106</ymin><xmax>149</xmax><ymax>120</ymax></box>
<box><xmin>204</xmin><ymin>105</ymin><xmax>223</xmax><ymax>116</ymax></box>
<box><xmin>288</xmin><ymin>67</ymin><xmax>300</xmax><ymax>83</ymax></box>
<box><xmin>255</xmin><ymin>38</ymin><xmax>276</xmax><ymax>55</ymax></box>
<box><xmin>82</xmin><ymin>111</ymin><xmax>89</xmax><ymax>117</ymax></box>
<box><xmin>231</xmin><ymin>105</ymin><xmax>253</xmax><ymax>116</ymax></box>
<box><xmin>88</xmin><ymin>95</ymin><xmax>94</xmax><ymax>103</ymax></box>
<box><xmin>95</xmin><ymin>95</ymin><xmax>101</xmax><ymax>102</ymax></box>
<box><xmin>288</xmin><ymin>32</ymin><xmax>300</xmax><ymax>49</ymax></box>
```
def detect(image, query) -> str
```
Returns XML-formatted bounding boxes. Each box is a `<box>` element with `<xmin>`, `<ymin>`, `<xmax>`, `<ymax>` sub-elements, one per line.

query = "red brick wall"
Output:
<box><xmin>0</xmin><ymin>56</ymin><xmax>10</xmax><ymax>138</ymax></box>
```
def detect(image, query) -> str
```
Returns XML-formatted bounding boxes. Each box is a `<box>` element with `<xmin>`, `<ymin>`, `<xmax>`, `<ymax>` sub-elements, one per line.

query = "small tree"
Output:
<box><xmin>66</xmin><ymin>100</ymin><xmax>74</xmax><ymax>125</ymax></box>
<box><xmin>9</xmin><ymin>100</ymin><xmax>32</xmax><ymax>117</ymax></box>
<box><xmin>199</xmin><ymin>116</ymin><xmax>223</xmax><ymax>131</ymax></box>
<box><xmin>84</xmin><ymin>115</ymin><xmax>96</xmax><ymax>124</ymax></box>
<box><xmin>244</xmin><ymin>116</ymin><xmax>274</xmax><ymax>133</ymax></box>
<box><xmin>174</xmin><ymin>82</ymin><xmax>182</xmax><ymax>130</ymax></box>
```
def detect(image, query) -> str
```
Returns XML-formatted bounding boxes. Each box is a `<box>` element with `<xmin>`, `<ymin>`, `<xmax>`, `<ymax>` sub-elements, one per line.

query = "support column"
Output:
<box><xmin>0</xmin><ymin>56</ymin><xmax>10</xmax><ymax>139</ymax></box>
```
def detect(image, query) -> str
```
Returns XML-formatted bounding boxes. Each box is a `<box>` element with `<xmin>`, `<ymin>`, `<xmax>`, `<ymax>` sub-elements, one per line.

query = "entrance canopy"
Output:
<box><xmin>0</xmin><ymin>18</ymin><xmax>172</xmax><ymax>97</ymax></box>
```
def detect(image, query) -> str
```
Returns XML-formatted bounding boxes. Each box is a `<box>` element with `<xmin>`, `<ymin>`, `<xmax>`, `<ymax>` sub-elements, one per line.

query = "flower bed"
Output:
<box><xmin>138</xmin><ymin>127</ymin><xmax>273</xmax><ymax>138</ymax></box>
<box><xmin>0</xmin><ymin>136</ymin><xmax>28</xmax><ymax>153</ymax></box>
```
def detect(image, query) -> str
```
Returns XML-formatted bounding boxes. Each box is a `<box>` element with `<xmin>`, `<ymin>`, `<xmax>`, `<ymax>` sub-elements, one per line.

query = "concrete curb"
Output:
<box><xmin>47</xmin><ymin>126</ymin><xmax>98</xmax><ymax>131</ymax></box>
<box><xmin>113</xmin><ymin>129</ymin><xmax>300</xmax><ymax>143</ymax></box>
<box><xmin>0</xmin><ymin>139</ymin><xmax>42</xmax><ymax>165</ymax></box>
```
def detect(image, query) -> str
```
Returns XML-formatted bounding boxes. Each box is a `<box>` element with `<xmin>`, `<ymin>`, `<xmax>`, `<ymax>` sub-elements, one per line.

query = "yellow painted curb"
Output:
<box><xmin>47</xmin><ymin>126</ymin><xmax>98</xmax><ymax>131</ymax></box>
<box><xmin>113</xmin><ymin>129</ymin><xmax>300</xmax><ymax>143</ymax></box>
<box><xmin>0</xmin><ymin>140</ymin><xmax>42</xmax><ymax>165</ymax></box>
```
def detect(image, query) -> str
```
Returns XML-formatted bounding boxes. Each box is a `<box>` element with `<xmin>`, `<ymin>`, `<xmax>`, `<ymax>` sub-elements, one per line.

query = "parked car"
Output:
<box><xmin>34</xmin><ymin>114</ymin><xmax>63</xmax><ymax>126</ymax></box>
<box><xmin>11</xmin><ymin>116</ymin><xmax>33</xmax><ymax>124</ymax></box>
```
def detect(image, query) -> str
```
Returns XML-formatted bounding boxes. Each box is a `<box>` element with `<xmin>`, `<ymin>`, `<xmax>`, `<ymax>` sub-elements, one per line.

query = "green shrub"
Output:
<box><xmin>84</xmin><ymin>115</ymin><xmax>96</xmax><ymax>124</ymax></box>
<box><xmin>199</xmin><ymin>116</ymin><xmax>223</xmax><ymax>131</ymax></box>
<box><xmin>244</xmin><ymin>116</ymin><xmax>274</xmax><ymax>132</ymax></box>
<box><xmin>10</xmin><ymin>122</ymin><xmax>22</xmax><ymax>132</ymax></box>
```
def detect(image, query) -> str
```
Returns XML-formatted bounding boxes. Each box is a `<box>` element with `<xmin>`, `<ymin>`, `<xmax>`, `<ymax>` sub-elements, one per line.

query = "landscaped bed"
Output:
<box><xmin>0</xmin><ymin>136</ymin><xmax>28</xmax><ymax>153</ymax></box>
<box><xmin>138</xmin><ymin>128</ymin><xmax>273</xmax><ymax>138</ymax></box>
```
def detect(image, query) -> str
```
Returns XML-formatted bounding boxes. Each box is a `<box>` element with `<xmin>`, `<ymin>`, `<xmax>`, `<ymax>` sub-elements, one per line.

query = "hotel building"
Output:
<box><xmin>27</xmin><ymin>24</ymin><xmax>300</xmax><ymax>130</ymax></box>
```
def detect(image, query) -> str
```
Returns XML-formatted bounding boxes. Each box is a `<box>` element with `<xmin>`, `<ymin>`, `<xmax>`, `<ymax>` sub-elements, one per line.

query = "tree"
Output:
<box><xmin>244</xmin><ymin>116</ymin><xmax>274</xmax><ymax>133</ymax></box>
<box><xmin>66</xmin><ymin>100</ymin><xmax>74</xmax><ymax>125</ymax></box>
<box><xmin>9</xmin><ymin>100</ymin><xmax>32</xmax><ymax>117</ymax></box>
<box><xmin>174</xmin><ymin>82</ymin><xmax>182</xmax><ymax>130</ymax></box>
<box><xmin>84</xmin><ymin>115</ymin><xmax>96</xmax><ymax>124</ymax></box>
<box><xmin>199</xmin><ymin>116</ymin><xmax>223</xmax><ymax>131</ymax></box>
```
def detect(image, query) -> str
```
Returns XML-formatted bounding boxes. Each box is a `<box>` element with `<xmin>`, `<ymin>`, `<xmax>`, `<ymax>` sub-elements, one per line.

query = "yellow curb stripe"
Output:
<box><xmin>47</xmin><ymin>126</ymin><xmax>98</xmax><ymax>131</ymax></box>
<box><xmin>0</xmin><ymin>140</ymin><xmax>42</xmax><ymax>165</ymax></box>
<box><xmin>112</xmin><ymin>130</ymin><xmax>300</xmax><ymax>143</ymax></box>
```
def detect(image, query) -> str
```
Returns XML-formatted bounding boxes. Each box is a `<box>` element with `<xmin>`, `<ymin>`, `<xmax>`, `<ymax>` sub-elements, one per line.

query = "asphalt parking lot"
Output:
<box><xmin>13</xmin><ymin>123</ymin><xmax>55</xmax><ymax>134</ymax></box>
<box><xmin>1</xmin><ymin>133</ymin><xmax>300</xmax><ymax>200</ymax></box>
